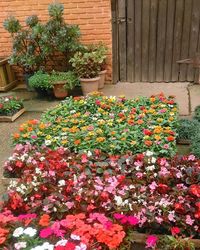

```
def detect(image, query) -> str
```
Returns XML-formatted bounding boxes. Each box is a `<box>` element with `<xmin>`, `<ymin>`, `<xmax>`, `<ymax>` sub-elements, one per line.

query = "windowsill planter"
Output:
<box><xmin>0</xmin><ymin>57</ymin><xmax>18</xmax><ymax>92</ymax></box>
<box><xmin>0</xmin><ymin>108</ymin><xmax>25</xmax><ymax>122</ymax></box>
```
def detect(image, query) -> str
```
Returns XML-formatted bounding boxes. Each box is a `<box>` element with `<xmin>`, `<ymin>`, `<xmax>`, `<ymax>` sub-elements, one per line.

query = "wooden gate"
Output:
<box><xmin>112</xmin><ymin>0</ymin><xmax>200</xmax><ymax>83</ymax></box>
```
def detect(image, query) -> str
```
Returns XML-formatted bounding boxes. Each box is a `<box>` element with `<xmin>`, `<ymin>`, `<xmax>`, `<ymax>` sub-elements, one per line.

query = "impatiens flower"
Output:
<box><xmin>39</xmin><ymin>214</ymin><xmax>50</xmax><ymax>227</ymax></box>
<box><xmin>186</xmin><ymin>215</ymin><xmax>194</xmax><ymax>226</ymax></box>
<box><xmin>145</xmin><ymin>235</ymin><xmax>158</xmax><ymax>248</ymax></box>
<box><xmin>127</xmin><ymin>216</ymin><xmax>139</xmax><ymax>226</ymax></box>
<box><xmin>171</xmin><ymin>227</ymin><xmax>180</xmax><ymax>236</ymax></box>
<box><xmin>23</xmin><ymin>227</ymin><xmax>37</xmax><ymax>237</ymax></box>
<box><xmin>56</xmin><ymin>239</ymin><xmax>68</xmax><ymax>246</ymax></box>
<box><xmin>71</xmin><ymin>234</ymin><xmax>81</xmax><ymax>240</ymax></box>
<box><xmin>40</xmin><ymin>227</ymin><xmax>53</xmax><ymax>238</ymax></box>
<box><xmin>13</xmin><ymin>227</ymin><xmax>24</xmax><ymax>237</ymax></box>
<box><xmin>14</xmin><ymin>241</ymin><xmax>27</xmax><ymax>249</ymax></box>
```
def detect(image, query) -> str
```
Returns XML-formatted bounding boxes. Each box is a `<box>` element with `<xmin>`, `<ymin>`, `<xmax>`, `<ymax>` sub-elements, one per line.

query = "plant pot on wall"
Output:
<box><xmin>80</xmin><ymin>77</ymin><xmax>100</xmax><ymax>96</ymax></box>
<box><xmin>98</xmin><ymin>70</ymin><xmax>107</xmax><ymax>89</ymax></box>
<box><xmin>53</xmin><ymin>81</ymin><xmax>68</xmax><ymax>99</ymax></box>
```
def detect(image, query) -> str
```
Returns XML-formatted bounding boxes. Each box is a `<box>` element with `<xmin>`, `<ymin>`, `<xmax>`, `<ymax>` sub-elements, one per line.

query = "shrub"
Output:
<box><xmin>50</xmin><ymin>71</ymin><xmax>79</xmax><ymax>89</ymax></box>
<box><xmin>28</xmin><ymin>71</ymin><xmax>52</xmax><ymax>90</ymax></box>
<box><xmin>191</xmin><ymin>126</ymin><xmax>200</xmax><ymax>157</ymax></box>
<box><xmin>194</xmin><ymin>105</ymin><xmax>200</xmax><ymax>122</ymax></box>
<box><xmin>177</xmin><ymin>119</ymin><xmax>199</xmax><ymax>141</ymax></box>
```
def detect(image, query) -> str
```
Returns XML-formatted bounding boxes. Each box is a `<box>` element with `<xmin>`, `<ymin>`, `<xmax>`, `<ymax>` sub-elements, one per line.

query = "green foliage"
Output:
<box><xmin>48</xmin><ymin>2</ymin><xmax>64</xmax><ymax>20</ymax></box>
<box><xmin>87</xmin><ymin>42</ymin><xmax>108</xmax><ymax>70</ymax></box>
<box><xmin>191</xmin><ymin>126</ymin><xmax>200</xmax><ymax>157</ymax></box>
<box><xmin>4</xmin><ymin>2</ymin><xmax>81</xmax><ymax>73</ymax></box>
<box><xmin>194</xmin><ymin>105</ymin><xmax>200</xmax><ymax>122</ymax></box>
<box><xmin>177</xmin><ymin>119</ymin><xmax>199</xmax><ymax>140</ymax></box>
<box><xmin>70</xmin><ymin>51</ymin><xmax>101</xmax><ymax>78</ymax></box>
<box><xmin>50</xmin><ymin>71</ymin><xmax>79</xmax><ymax>89</ymax></box>
<box><xmin>0</xmin><ymin>96</ymin><xmax>23</xmax><ymax>116</ymax></box>
<box><xmin>157</xmin><ymin>236</ymin><xmax>195</xmax><ymax>250</ymax></box>
<box><xmin>28</xmin><ymin>71</ymin><xmax>52</xmax><ymax>90</ymax></box>
<box><xmin>25</xmin><ymin>15</ymin><xmax>39</xmax><ymax>28</ymax></box>
<box><xmin>3</xmin><ymin>16</ymin><xmax>21</xmax><ymax>34</ymax></box>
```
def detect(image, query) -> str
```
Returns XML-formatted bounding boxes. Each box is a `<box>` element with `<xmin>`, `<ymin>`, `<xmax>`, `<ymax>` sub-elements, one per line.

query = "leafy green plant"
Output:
<box><xmin>87</xmin><ymin>42</ymin><xmax>108</xmax><ymax>71</ymax></box>
<box><xmin>70</xmin><ymin>51</ymin><xmax>101</xmax><ymax>78</ymax></box>
<box><xmin>177</xmin><ymin>119</ymin><xmax>199</xmax><ymax>141</ymax></box>
<box><xmin>28</xmin><ymin>71</ymin><xmax>52</xmax><ymax>90</ymax></box>
<box><xmin>3</xmin><ymin>2</ymin><xmax>81</xmax><ymax>73</ymax></box>
<box><xmin>50</xmin><ymin>71</ymin><xmax>79</xmax><ymax>90</ymax></box>
<box><xmin>0</xmin><ymin>96</ymin><xmax>23</xmax><ymax>116</ymax></box>
<box><xmin>194</xmin><ymin>105</ymin><xmax>200</xmax><ymax>122</ymax></box>
<box><xmin>157</xmin><ymin>236</ymin><xmax>195</xmax><ymax>250</ymax></box>
<box><xmin>191</xmin><ymin>126</ymin><xmax>200</xmax><ymax>157</ymax></box>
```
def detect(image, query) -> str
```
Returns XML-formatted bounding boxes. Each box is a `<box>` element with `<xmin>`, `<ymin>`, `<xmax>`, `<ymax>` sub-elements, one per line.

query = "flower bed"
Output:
<box><xmin>0</xmin><ymin>96</ymin><xmax>24</xmax><ymax>122</ymax></box>
<box><xmin>1</xmin><ymin>145</ymin><xmax>200</xmax><ymax>249</ymax></box>
<box><xmin>12</xmin><ymin>93</ymin><xmax>178</xmax><ymax>157</ymax></box>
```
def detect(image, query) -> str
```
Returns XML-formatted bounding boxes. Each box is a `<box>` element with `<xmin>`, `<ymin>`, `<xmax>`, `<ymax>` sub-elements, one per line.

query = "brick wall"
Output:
<box><xmin>0</xmin><ymin>0</ymin><xmax>112</xmax><ymax>82</ymax></box>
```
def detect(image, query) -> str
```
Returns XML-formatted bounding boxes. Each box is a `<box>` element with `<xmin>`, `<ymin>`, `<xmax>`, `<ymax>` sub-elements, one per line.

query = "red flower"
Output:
<box><xmin>167</xmin><ymin>136</ymin><xmax>175</xmax><ymax>142</ymax></box>
<box><xmin>171</xmin><ymin>227</ymin><xmax>180</xmax><ymax>235</ymax></box>
<box><xmin>157</xmin><ymin>184</ymin><xmax>170</xmax><ymax>194</ymax></box>
<box><xmin>100</xmin><ymin>192</ymin><xmax>109</xmax><ymax>201</ymax></box>
<box><xmin>143</xmin><ymin>129</ymin><xmax>152</xmax><ymax>136</ymax></box>
<box><xmin>64</xmin><ymin>242</ymin><xmax>76</xmax><ymax>250</ymax></box>
<box><xmin>189</xmin><ymin>184</ymin><xmax>200</xmax><ymax>198</ymax></box>
<box><xmin>174</xmin><ymin>203</ymin><xmax>185</xmax><ymax>214</ymax></box>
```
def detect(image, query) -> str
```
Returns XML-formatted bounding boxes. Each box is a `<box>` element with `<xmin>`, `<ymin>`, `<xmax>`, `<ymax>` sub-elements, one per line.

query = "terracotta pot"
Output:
<box><xmin>80</xmin><ymin>76</ymin><xmax>100</xmax><ymax>96</ymax></box>
<box><xmin>53</xmin><ymin>81</ymin><xmax>68</xmax><ymax>99</ymax></box>
<box><xmin>98</xmin><ymin>70</ymin><xmax>107</xmax><ymax>89</ymax></box>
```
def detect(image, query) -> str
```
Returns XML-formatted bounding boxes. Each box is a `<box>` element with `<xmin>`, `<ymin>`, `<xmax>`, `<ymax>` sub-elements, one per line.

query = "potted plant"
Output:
<box><xmin>70</xmin><ymin>51</ymin><xmax>100</xmax><ymax>95</ymax></box>
<box><xmin>50</xmin><ymin>71</ymin><xmax>79</xmax><ymax>99</ymax></box>
<box><xmin>0</xmin><ymin>96</ymin><xmax>25</xmax><ymax>122</ymax></box>
<box><xmin>3</xmin><ymin>16</ymin><xmax>48</xmax><ymax>91</ymax></box>
<box><xmin>177</xmin><ymin>119</ymin><xmax>199</xmax><ymax>144</ymax></box>
<box><xmin>28</xmin><ymin>71</ymin><xmax>53</xmax><ymax>97</ymax></box>
<box><xmin>88</xmin><ymin>43</ymin><xmax>108</xmax><ymax>89</ymax></box>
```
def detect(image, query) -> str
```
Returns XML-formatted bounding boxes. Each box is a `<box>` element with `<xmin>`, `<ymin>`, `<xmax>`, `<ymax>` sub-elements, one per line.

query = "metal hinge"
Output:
<box><xmin>112</xmin><ymin>17</ymin><xmax>126</xmax><ymax>24</ymax></box>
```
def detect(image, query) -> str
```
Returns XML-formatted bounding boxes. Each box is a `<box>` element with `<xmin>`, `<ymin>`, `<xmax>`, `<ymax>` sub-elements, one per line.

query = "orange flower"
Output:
<box><xmin>167</xmin><ymin>136</ymin><xmax>175</xmax><ymax>142</ymax></box>
<box><xmin>39</xmin><ymin>214</ymin><xmax>50</xmax><ymax>227</ymax></box>
<box><xmin>74</xmin><ymin>139</ymin><xmax>81</xmax><ymax>145</ymax></box>
<box><xmin>144</xmin><ymin>140</ymin><xmax>153</xmax><ymax>146</ymax></box>
<box><xmin>0</xmin><ymin>227</ymin><xmax>9</xmax><ymax>245</ymax></box>
<box><xmin>13</xmin><ymin>133</ymin><xmax>20</xmax><ymax>139</ymax></box>
<box><xmin>137</xmin><ymin>119</ymin><xmax>144</xmax><ymax>125</ymax></box>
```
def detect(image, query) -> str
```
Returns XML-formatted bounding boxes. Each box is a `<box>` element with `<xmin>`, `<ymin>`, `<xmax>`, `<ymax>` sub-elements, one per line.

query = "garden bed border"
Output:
<box><xmin>0</xmin><ymin>108</ymin><xmax>25</xmax><ymax>122</ymax></box>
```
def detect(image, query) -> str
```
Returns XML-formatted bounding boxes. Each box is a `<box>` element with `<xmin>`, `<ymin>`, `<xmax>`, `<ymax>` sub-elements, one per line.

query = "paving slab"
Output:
<box><xmin>188</xmin><ymin>84</ymin><xmax>200</xmax><ymax>112</ymax></box>
<box><xmin>103</xmin><ymin>82</ymin><xmax>190</xmax><ymax>115</ymax></box>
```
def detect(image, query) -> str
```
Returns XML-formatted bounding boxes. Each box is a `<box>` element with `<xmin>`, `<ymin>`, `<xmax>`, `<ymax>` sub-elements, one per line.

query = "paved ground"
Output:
<box><xmin>0</xmin><ymin>82</ymin><xmax>199</xmax><ymax>193</ymax></box>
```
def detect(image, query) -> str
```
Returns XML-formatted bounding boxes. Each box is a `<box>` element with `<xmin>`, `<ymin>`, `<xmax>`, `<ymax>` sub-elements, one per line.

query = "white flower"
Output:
<box><xmin>56</xmin><ymin>239</ymin><xmax>68</xmax><ymax>246</ymax></box>
<box><xmin>146</xmin><ymin>150</ymin><xmax>154</xmax><ymax>157</ymax></box>
<box><xmin>14</xmin><ymin>241</ymin><xmax>27</xmax><ymax>249</ymax></box>
<box><xmin>146</xmin><ymin>165</ymin><xmax>155</xmax><ymax>171</ymax></box>
<box><xmin>45</xmin><ymin>140</ymin><xmax>52</xmax><ymax>146</ymax></box>
<box><xmin>53</xmin><ymin>207</ymin><xmax>57</xmax><ymax>212</ymax></box>
<box><xmin>13</xmin><ymin>227</ymin><xmax>24</xmax><ymax>237</ymax></box>
<box><xmin>87</xmin><ymin>151</ymin><xmax>92</xmax><ymax>157</ymax></box>
<box><xmin>23</xmin><ymin>227</ymin><xmax>37</xmax><ymax>237</ymax></box>
<box><xmin>35</xmin><ymin>168</ymin><xmax>42</xmax><ymax>174</ymax></box>
<box><xmin>71</xmin><ymin>234</ymin><xmax>81</xmax><ymax>240</ymax></box>
<box><xmin>114</xmin><ymin>196</ymin><xmax>123</xmax><ymax>206</ymax></box>
<box><xmin>58</xmin><ymin>180</ymin><xmax>65</xmax><ymax>186</ymax></box>
<box><xmin>40</xmin><ymin>156</ymin><xmax>45</xmax><ymax>161</ymax></box>
<box><xmin>75</xmin><ymin>243</ymin><xmax>87</xmax><ymax>250</ymax></box>
<box><xmin>151</xmin><ymin>157</ymin><xmax>156</xmax><ymax>163</ymax></box>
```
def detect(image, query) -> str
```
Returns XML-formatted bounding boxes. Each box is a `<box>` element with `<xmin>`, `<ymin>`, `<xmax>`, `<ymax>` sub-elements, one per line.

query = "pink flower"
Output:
<box><xmin>145</xmin><ymin>235</ymin><xmax>158</xmax><ymax>248</ymax></box>
<box><xmin>81</xmin><ymin>154</ymin><xmax>88</xmax><ymax>163</ymax></box>
<box><xmin>127</xmin><ymin>216</ymin><xmax>139</xmax><ymax>226</ymax></box>
<box><xmin>186</xmin><ymin>215</ymin><xmax>194</xmax><ymax>226</ymax></box>
<box><xmin>114</xmin><ymin>213</ymin><xmax>124</xmax><ymax>220</ymax></box>
<box><xmin>149</xmin><ymin>181</ymin><xmax>157</xmax><ymax>191</ymax></box>
<box><xmin>163</xmin><ymin>144</ymin><xmax>169</xmax><ymax>149</ymax></box>
<box><xmin>188</xmin><ymin>155</ymin><xmax>195</xmax><ymax>161</ymax></box>
<box><xmin>40</xmin><ymin>227</ymin><xmax>53</xmax><ymax>238</ymax></box>
<box><xmin>31</xmin><ymin>135</ymin><xmax>37</xmax><ymax>139</ymax></box>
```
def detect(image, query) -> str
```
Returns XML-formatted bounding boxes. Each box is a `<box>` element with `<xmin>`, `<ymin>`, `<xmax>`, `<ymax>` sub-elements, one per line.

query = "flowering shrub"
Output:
<box><xmin>3</xmin><ymin>146</ymin><xmax>200</xmax><ymax>241</ymax></box>
<box><xmin>12</xmin><ymin>93</ymin><xmax>178</xmax><ymax>157</ymax></box>
<box><xmin>0</xmin><ymin>96</ymin><xmax>23</xmax><ymax>116</ymax></box>
<box><xmin>0</xmin><ymin>211</ymin><xmax>125</xmax><ymax>249</ymax></box>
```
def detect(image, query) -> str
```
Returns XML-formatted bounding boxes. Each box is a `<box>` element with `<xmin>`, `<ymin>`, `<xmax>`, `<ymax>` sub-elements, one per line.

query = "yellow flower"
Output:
<box><xmin>170</xmin><ymin>112</ymin><xmax>174</xmax><ymax>116</ymax></box>
<box><xmin>62</xmin><ymin>128</ymin><xmax>68</xmax><ymax>132</ymax></box>
<box><xmin>46</xmin><ymin>135</ymin><xmax>52</xmax><ymax>140</ymax></box>
<box><xmin>96</xmin><ymin>129</ymin><xmax>103</xmax><ymax>134</ymax></box>
<box><xmin>96</xmin><ymin>137</ymin><xmax>105</xmax><ymax>142</ymax></box>
<box><xmin>61</xmin><ymin>140</ymin><xmax>68</xmax><ymax>144</ymax></box>
<box><xmin>39</xmin><ymin>123</ymin><xmax>46</xmax><ymax>130</ymax></box>
<box><xmin>157</xmin><ymin>118</ymin><xmax>163</xmax><ymax>123</ymax></box>
<box><xmin>169</xmin><ymin>117</ymin><xmax>174</xmax><ymax>121</ymax></box>
<box><xmin>88</xmin><ymin>131</ymin><xmax>95</xmax><ymax>136</ymax></box>
<box><xmin>37</xmin><ymin>131</ymin><xmax>43</xmax><ymax>136</ymax></box>
<box><xmin>154</xmin><ymin>135</ymin><xmax>161</xmax><ymax>140</ymax></box>
<box><xmin>130</xmin><ymin>141</ymin><xmax>136</xmax><ymax>145</ymax></box>
<box><xmin>144</xmin><ymin>135</ymin><xmax>150</xmax><ymax>140</ymax></box>
<box><xmin>23</xmin><ymin>133</ymin><xmax>28</xmax><ymax>138</ymax></box>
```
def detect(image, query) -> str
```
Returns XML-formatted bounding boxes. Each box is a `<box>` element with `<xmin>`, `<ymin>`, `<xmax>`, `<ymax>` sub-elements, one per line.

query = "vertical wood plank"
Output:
<box><xmin>118</xmin><ymin>0</ymin><xmax>127</xmax><ymax>82</ymax></box>
<box><xmin>164</xmin><ymin>0</ymin><xmax>175</xmax><ymax>82</ymax></box>
<box><xmin>179</xmin><ymin>0</ymin><xmax>192</xmax><ymax>81</ymax></box>
<box><xmin>187</xmin><ymin>0</ymin><xmax>200</xmax><ymax>81</ymax></box>
<box><xmin>134</xmin><ymin>0</ymin><xmax>142</xmax><ymax>82</ymax></box>
<box><xmin>171</xmin><ymin>0</ymin><xmax>184</xmax><ymax>81</ymax></box>
<box><xmin>141</xmin><ymin>0</ymin><xmax>150</xmax><ymax>81</ymax></box>
<box><xmin>127</xmin><ymin>0</ymin><xmax>134</xmax><ymax>82</ymax></box>
<box><xmin>156</xmin><ymin>0</ymin><xmax>167</xmax><ymax>82</ymax></box>
<box><xmin>149</xmin><ymin>0</ymin><xmax>158</xmax><ymax>82</ymax></box>
<box><xmin>111</xmin><ymin>0</ymin><xmax>119</xmax><ymax>83</ymax></box>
